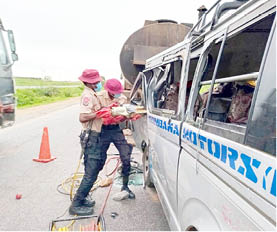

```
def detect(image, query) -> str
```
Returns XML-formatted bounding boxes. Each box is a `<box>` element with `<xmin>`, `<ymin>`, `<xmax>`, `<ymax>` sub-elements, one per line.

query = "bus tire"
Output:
<box><xmin>143</xmin><ymin>146</ymin><xmax>154</xmax><ymax>188</ymax></box>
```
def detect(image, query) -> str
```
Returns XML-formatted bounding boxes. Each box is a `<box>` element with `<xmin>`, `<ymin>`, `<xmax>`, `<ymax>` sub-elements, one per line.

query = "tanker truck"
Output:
<box><xmin>0</xmin><ymin>18</ymin><xmax>18</xmax><ymax>128</ymax></box>
<box><xmin>119</xmin><ymin>19</ymin><xmax>193</xmax><ymax>157</ymax></box>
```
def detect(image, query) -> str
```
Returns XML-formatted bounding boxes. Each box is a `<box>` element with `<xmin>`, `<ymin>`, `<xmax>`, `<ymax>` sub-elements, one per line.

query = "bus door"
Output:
<box><xmin>146</xmin><ymin>47</ymin><xmax>190</xmax><ymax>228</ymax></box>
<box><xmin>129</xmin><ymin>72</ymin><xmax>149</xmax><ymax>150</ymax></box>
<box><xmin>129</xmin><ymin>71</ymin><xmax>153</xmax><ymax>187</ymax></box>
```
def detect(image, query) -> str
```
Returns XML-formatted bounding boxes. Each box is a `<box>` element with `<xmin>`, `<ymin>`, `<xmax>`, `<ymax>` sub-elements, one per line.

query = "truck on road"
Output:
<box><xmin>0</xmin><ymin>18</ymin><xmax>18</xmax><ymax>128</ymax></box>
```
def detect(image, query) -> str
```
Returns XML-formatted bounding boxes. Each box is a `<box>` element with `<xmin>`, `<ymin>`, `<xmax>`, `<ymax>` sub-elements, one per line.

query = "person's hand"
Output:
<box><xmin>130</xmin><ymin>113</ymin><xmax>142</xmax><ymax>121</ymax></box>
<box><xmin>108</xmin><ymin>102</ymin><xmax>119</xmax><ymax>108</ymax></box>
<box><xmin>96</xmin><ymin>107</ymin><xmax>111</xmax><ymax>118</ymax></box>
<box><xmin>102</xmin><ymin>115</ymin><xmax>126</xmax><ymax>125</ymax></box>
<box><xmin>116</xmin><ymin>115</ymin><xmax>127</xmax><ymax>122</ymax></box>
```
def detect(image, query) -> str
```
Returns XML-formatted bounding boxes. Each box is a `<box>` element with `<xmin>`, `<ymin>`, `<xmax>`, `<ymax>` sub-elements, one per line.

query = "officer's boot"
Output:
<box><xmin>69</xmin><ymin>195</ymin><xmax>94</xmax><ymax>216</ymax></box>
<box><xmin>121</xmin><ymin>176</ymin><xmax>135</xmax><ymax>199</ymax></box>
<box><xmin>83</xmin><ymin>195</ymin><xmax>96</xmax><ymax>207</ymax></box>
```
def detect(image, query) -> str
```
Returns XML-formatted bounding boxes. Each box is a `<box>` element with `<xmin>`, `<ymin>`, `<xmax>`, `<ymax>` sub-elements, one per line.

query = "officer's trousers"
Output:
<box><xmin>73</xmin><ymin>131</ymin><xmax>105</xmax><ymax>205</ymax></box>
<box><xmin>100</xmin><ymin>124</ymin><xmax>133</xmax><ymax>177</ymax></box>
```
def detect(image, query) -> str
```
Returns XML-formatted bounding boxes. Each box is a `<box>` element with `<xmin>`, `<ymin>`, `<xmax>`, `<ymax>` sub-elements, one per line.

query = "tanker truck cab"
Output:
<box><xmin>130</xmin><ymin>0</ymin><xmax>276</xmax><ymax>230</ymax></box>
<box><xmin>0</xmin><ymin>18</ymin><xmax>18</xmax><ymax>128</ymax></box>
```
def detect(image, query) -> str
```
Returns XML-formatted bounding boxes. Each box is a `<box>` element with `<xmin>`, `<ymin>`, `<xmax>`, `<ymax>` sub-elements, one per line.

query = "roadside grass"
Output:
<box><xmin>15</xmin><ymin>77</ymin><xmax>81</xmax><ymax>86</ymax></box>
<box><xmin>16</xmin><ymin>87</ymin><xmax>84</xmax><ymax>108</ymax></box>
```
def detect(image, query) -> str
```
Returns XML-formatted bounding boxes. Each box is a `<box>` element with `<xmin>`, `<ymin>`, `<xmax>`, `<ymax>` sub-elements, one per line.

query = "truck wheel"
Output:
<box><xmin>142</xmin><ymin>146</ymin><xmax>154</xmax><ymax>188</ymax></box>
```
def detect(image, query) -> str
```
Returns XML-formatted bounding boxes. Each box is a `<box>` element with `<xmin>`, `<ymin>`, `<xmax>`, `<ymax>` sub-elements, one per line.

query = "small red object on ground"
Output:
<box><xmin>16</xmin><ymin>194</ymin><xmax>22</xmax><ymax>200</ymax></box>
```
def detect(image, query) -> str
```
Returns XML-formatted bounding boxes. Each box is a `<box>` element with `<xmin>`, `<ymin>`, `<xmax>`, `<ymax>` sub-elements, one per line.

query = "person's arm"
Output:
<box><xmin>79</xmin><ymin>112</ymin><xmax>97</xmax><ymax>123</ymax></box>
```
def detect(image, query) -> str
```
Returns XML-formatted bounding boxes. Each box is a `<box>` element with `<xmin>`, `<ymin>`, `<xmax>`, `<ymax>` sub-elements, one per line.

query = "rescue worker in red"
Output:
<box><xmin>69</xmin><ymin>69</ymin><xmax>105</xmax><ymax>216</ymax></box>
<box><xmin>97</xmin><ymin>78</ymin><xmax>135</xmax><ymax>199</ymax></box>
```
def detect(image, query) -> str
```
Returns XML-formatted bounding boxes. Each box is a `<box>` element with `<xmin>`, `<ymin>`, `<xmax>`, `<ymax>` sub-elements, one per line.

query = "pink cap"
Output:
<box><xmin>79</xmin><ymin>69</ymin><xmax>102</xmax><ymax>84</ymax></box>
<box><xmin>104</xmin><ymin>78</ymin><xmax>124</xmax><ymax>94</ymax></box>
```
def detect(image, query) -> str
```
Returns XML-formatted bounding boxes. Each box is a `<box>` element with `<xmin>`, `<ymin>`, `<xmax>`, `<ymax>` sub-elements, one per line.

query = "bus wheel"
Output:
<box><xmin>187</xmin><ymin>226</ymin><xmax>198</xmax><ymax>231</ymax></box>
<box><xmin>143</xmin><ymin>146</ymin><xmax>154</xmax><ymax>188</ymax></box>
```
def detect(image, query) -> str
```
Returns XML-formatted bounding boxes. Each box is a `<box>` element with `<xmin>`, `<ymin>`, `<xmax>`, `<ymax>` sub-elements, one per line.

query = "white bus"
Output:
<box><xmin>0</xmin><ymin>18</ymin><xmax>18</xmax><ymax>128</ymax></box>
<box><xmin>130</xmin><ymin>0</ymin><xmax>276</xmax><ymax>230</ymax></box>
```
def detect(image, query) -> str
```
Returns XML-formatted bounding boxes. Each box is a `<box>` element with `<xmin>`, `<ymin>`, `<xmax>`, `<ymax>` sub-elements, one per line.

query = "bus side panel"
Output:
<box><xmin>147</xmin><ymin>114</ymin><xmax>181</xmax><ymax>230</ymax></box>
<box><xmin>177</xmin><ymin>146</ymin><xmax>275</xmax><ymax>231</ymax></box>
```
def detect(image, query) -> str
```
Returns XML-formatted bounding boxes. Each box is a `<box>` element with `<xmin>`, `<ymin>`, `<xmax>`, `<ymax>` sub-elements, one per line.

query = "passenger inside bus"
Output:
<box><xmin>163</xmin><ymin>83</ymin><xmax>179</xmax><ymax>112</ymax></box>
<box><xmin>198</xmin><ymin>82</ymin><xmax>233</xmax><ymax>121</ymax></box>
<box><xmin>196</xmin><ymin>80</ymin><xmax>255</xmax><ymax>124</ymax></box>
<box><xmin>227</xmin><ymin>80</ymin><xmax>255</xmax><ymax>124</ymax></box>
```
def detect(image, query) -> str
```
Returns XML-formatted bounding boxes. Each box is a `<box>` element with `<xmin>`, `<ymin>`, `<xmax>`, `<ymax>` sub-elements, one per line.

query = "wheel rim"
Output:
<box><xmin>143</xmin><ymin>148</ymin><xmax>150</xmax><ymax>186</ymax></box>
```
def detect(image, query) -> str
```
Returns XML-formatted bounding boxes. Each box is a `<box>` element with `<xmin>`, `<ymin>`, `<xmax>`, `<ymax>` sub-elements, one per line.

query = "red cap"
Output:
<box><xmin>104</xmin><ymin>78</ymin><xmax>124</xmax><ymax>94</ymax></box>
<box><xmin>79</xmin><ymin>69</ymin><xmax>102</xmax><ymax>84</ymax></box>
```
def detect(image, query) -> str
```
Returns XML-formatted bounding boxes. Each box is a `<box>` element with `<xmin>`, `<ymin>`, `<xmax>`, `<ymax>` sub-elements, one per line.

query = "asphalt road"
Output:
<box><xmin>0</xmin><ymin>99</ymin><xmax>169</xmax><ymax>231</ymax></box>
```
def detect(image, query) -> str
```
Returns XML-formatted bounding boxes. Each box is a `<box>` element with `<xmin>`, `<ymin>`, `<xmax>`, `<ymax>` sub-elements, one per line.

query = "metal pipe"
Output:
<box><xmin>200</xmin><ymin>72</ymin><xmax>258</xmax><ymax>85</ymax></box>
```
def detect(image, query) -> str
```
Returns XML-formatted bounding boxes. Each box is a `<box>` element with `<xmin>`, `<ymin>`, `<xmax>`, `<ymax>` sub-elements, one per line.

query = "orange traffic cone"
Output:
<box><xmin>33</xmin><ymin>127</ymin><xmax>56</xmax><ymax>163</ymax></box>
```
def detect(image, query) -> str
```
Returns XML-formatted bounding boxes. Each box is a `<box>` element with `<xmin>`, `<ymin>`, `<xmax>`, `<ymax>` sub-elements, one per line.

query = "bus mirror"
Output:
<box><xmin>11</xmin><ymin>53</ymin><xmax>18</xmax><ymax>62</ymax></box>
<box><xmin>7</xmin><ymin>30</ymin><xmax>16</xmax><ymax>52</ymax></box>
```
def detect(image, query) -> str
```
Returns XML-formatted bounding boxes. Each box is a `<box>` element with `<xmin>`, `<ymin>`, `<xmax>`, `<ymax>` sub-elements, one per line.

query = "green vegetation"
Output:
<box><xmin>14</xmin><ymin>77</ymin><xmax>84</xmax><ymax>108</ymax></box>
<box><xmin>16</xmin><ymin>87</ymin><xmax>84</xmax><ymax>108</ymax></box>
<box><xmin>15</xmin><ymin>77</ymin><xmax>81</xmax><ymax>86</ymax></box>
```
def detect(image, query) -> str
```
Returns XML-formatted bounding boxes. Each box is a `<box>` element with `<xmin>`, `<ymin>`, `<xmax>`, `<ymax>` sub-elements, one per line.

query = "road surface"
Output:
<box><xmin>0</xmin><ymin>98</ymin><xmax>169</xmax><ymax>231</ymax></box>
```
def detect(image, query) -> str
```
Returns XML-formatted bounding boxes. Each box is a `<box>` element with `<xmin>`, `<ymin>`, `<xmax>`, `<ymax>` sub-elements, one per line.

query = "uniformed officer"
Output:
<box><xmin>97</xmin><ymin>78</ymin><xmax>135</xmax><ymax>199</ymax></box>
<box><xmin>69</xmin><ymin>69</ymin><xmax>106</xmax><ymax>216</ymax></box>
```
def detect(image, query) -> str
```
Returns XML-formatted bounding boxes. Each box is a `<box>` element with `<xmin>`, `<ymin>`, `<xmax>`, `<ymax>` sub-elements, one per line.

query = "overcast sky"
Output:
<box><xmin>0</xmin><ymin>0</ymin><xmax>215</xmax><ymax>81</ymax></box>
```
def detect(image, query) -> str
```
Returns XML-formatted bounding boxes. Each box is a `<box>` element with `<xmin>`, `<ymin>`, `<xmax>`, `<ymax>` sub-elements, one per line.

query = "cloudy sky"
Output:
<box><xmin>0</xmin><ymin>0</ymin><xmax>215</xmax><ymax>81</ymax></box>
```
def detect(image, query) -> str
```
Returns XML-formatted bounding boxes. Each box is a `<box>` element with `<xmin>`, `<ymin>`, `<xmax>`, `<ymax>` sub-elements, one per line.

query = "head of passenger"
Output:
<box><xmin>79</xmin><ymin>69</ymin><xmax>102</xmax><ymax>92</ymax></box>
<box><xmin>104</xmin><ymin>78</ymin><xmax>124</xmax><ymax>100</ymax></box>
<box><xmin>236</xmin><ymin>80</ymin><xmax>256</xmax><ymax>93</ymax></box>
<box><xmin>213</xmin><ymin>82</ymin><xmax>233</xmax><ymax>97</ymax></box>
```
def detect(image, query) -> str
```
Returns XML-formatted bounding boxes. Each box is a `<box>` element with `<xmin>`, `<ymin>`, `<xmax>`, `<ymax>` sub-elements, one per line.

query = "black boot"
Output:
<box><xmin>83</xmin><ymin>195</ymin><xmax>96</xmax><ymax>207</ymax></box>
<box><xmin>69</xmin><ymin>196</ymin><xmax>94</xmax><ymax>216</ymax></box>
<box><xmin>121</xmin><ymin>176</ymin><xmax>135</xmax><ymax>199</ymax></box>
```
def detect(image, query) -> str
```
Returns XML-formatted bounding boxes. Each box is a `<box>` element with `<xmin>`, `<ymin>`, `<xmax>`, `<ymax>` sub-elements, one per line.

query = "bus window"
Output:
<box><xmin>245</xmin><ymin>21</ymin><xmax>276</xmax><ymax>156</ymax></box>
<box><xmin>148</xmin><ymin>64</ymin><xmax>168</xmax><ymax>110</ymax></box>
<box><xmin>192</xmin><ymin>13</ymin><xmax>275</xmax><ymax>144</ymax></box>
<box><xmin>150</xmin><ymin>59</ymin><xmax>182</xmax><ymax>116</ymax></box>
<box><xmin>130</xmin><ymin>70</ymin><xmax>152</xmax><ymax>107</ymax></box>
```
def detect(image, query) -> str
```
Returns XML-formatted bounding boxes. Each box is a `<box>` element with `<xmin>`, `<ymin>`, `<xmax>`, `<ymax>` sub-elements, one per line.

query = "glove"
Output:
<box><xmin>102</xmin><ymin>115</ymin><xmax>126</xmax><ymax>125</ymax></box>
<box><xmin>130</xmin><ymin>114</ymin><xmax>142</xmax><ymax>121</ymax></box>
<box><xmin>96</xmin><ymin>108</ymin><xmax>111</xmax><ymax>118</ymax></box>
<box><xmin>107</xmin><ymin>102</ymin><xmax>119</xmax><ymax>108</ymax></box>
<box><xmin>111</xmin><ymin>106</ymin><xmax>129</xmax><ymax>117</ymax></box>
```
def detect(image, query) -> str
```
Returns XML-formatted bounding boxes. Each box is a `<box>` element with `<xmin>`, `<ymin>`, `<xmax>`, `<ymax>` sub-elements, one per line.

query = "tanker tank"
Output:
<box><xmin>119</xmin><ymin>19</ymin><xmax>192</xmax><ymax>88</ymax></box>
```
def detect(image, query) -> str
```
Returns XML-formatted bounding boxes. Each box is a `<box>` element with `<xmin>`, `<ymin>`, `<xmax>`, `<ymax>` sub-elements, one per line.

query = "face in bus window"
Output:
<box><xmin>164</xmin><ymin>83</ymin><xmax>179</xmax><ymax>112</ymax></box>
<box><xmin>227</xmin><ymin>82</ymin><xmax>255</xmax><ymax>124</ymax></box>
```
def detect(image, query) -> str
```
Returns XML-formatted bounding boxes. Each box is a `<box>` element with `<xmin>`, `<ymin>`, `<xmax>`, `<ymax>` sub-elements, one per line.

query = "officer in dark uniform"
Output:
<box><xmin>97</xmin><ymin>78</ymin><xmax>135</xmax><ymax>199</ymax></box>
<box><xmin>69</xmin><ymin>69</ymin><xmax>106</xmax><ymax>216</ymax></box>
